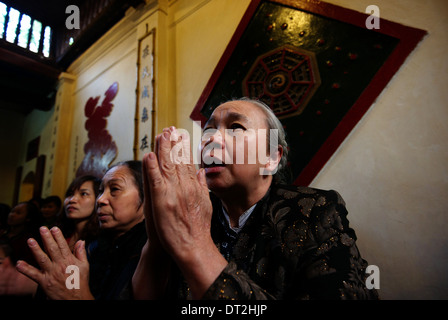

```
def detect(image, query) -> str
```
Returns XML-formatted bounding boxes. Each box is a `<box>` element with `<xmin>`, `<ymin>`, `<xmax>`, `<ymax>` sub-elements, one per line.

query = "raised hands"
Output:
<box><xmin>143</xmin><ymin>127</ymin><xmax>213</xmax><ymax>257</ymax></box>
<box><xmin>16</xmin><ymin>226</ymin><xmax>93</xmax><ymax>300</ymax></box>
<box><xmin>138</xmin><ymin>127</ymin><xmax>227</xmax><ymax>299</ymax></box>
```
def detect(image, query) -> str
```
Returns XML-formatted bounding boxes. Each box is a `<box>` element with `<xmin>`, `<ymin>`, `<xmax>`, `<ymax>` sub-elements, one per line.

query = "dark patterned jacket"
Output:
<box><xmin>88</xmin><ymin>221</ymin><xmax>147</xmax><ymax>299</ymax></box>
<box><xmin>168</xmin><ymin>183</ymin><xmax>378</xmax><ymax>299</ymax></box>
<box><xmin>198</xmin><ymin>183</ymin><xmax>379</xmax><ymax>300</ymax></box>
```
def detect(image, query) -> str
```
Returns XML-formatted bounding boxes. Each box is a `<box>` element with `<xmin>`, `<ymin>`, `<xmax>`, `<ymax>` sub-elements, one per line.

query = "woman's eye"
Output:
<box><xmin>202</xmin><ymin>127</ymin><xmax>215</xmax><ymax>134</ymax></box>
<box><xmin>230</xmin><ymin>123</ymin><xmax>245</xmax><ymax>131</ymax></box>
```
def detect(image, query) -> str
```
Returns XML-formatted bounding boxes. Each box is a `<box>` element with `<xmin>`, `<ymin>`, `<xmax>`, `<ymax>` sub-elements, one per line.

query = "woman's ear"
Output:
<box><xmin>260</xmin><ymin>145</ymin><xmax>283</xmax><ymax>176</ymax></box>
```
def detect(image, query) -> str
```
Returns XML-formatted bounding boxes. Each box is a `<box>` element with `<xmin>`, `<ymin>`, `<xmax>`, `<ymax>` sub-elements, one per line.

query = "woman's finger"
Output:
<box><xmin>145</xmin><ymin>152</ymin><xmax>165</xmax><ymax>194</ymax></box>
<box><xmin>173</xmin><ymin>131</ymin><xmax>195</xmax><ymax>181</ymax></box>
<box><xmin>74</xmin><ymin>240</ymin><xmax>88</xmax><ymax>263</ymax></box>
<box><xmin>157</xmin><ymin>130</ymin><xmax>178</xmax><ymax>182</ymax></box>
<box><xmin>26</xmin><ymin>238</ymin><xmax>52</xmax><ymax>271</ymax></box>
<box><xmin>142</xmin><ymin>153</ymin><xmax>154</xmax><ymax>214</ymax></box>
<box><xmin>39</xmin><ymin>226</ymin><xmax>63</xmax><ymax>262</ymax></box>
<box><xmin>181</xmin><ymin>130</ymin><xmax>198</xmax><ymax>177</ymax></box>
<box><xmin>197</xmin><ymin>168</ymin><xmax>208</xmax><ymax>192</ymax></box>
<box><xmin>16</xmin><ymin>260</ymin><xmax>43</xmax><ymax>284</ymax></box>
<box><xmin>51</xmin><ymin>227</ymin><xmax>72</xmax><ymax>258</ymax></box>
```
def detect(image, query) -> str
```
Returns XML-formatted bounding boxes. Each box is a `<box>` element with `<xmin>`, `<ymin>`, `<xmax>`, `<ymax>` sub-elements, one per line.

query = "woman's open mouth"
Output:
<box><xmin>203</xmin><ymin>162</ymin><xmax>226</xmax><ymax>174</ymax></box>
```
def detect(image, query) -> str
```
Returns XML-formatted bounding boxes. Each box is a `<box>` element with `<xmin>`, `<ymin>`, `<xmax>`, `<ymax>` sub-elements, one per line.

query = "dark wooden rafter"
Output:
<box><xmin>0</xmin><ymin>0</ymin><xmax>145</xmax><ymax>114</ymax></box>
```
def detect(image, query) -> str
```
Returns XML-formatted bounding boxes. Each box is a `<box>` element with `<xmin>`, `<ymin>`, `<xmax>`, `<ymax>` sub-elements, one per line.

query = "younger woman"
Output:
<box><xmin>58</xmin><ymin>175</ymin><xmax>101</xmax><ymax>252</ymax></box>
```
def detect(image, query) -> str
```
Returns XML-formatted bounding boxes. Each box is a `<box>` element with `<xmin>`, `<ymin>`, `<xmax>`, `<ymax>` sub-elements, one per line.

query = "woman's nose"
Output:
<box><xmin>203</xmin><ymin>129</ymin><xmax>225</xmax><ymax>147</ymax></box>
<box><xmin>96</xmin><ymin>193</ymin><xmax>107</xmax><ymax>206</ymax></box>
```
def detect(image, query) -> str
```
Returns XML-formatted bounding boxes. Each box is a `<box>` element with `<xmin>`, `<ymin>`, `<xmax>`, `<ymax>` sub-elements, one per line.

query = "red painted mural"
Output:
<box><xmin>76</xmin><ymin>82</ymin><xmax>118</xmax><ymax>178</ymax></box>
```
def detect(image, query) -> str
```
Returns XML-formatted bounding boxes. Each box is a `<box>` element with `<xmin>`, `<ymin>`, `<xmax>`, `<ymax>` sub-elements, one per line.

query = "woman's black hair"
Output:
<box><xmin>106</xmin><ymin>160</ymin><xmax>144</xmax><ymax>204</ymax></box>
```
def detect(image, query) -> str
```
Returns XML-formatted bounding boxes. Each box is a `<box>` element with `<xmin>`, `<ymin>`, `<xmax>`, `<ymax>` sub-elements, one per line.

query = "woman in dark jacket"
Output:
<box><xmin>133</xmin><ymin>98</ymin><xmax>378</xmax><ymax>300</ymax></box>
<box><xmin>16</xmin><ymin>160</ymin><xmax>147</xmax><ymax>300</ymax></box>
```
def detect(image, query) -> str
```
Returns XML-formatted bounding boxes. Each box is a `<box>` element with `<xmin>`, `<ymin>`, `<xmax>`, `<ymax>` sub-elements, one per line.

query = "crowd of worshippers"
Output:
<box><xmin>0</xmin><ymin>98</ymin><xmax>378</xmax><ymax>300</ymax></box>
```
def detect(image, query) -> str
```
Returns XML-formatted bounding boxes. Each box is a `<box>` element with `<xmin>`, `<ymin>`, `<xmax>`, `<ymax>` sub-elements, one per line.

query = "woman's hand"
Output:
<box><xmin>16</xmin><ymin>226</ymin><xmax>93</xmax><ymax>300</ymax></box>
<box><xmin>145</xmin><ymin>127</ymin><xmax>213</xmax><ymax>258</ymax></box>
<box><xmin>143</xmin><ymin>127</ymin><xmax>227</xmax><ymax>298</ymax></box>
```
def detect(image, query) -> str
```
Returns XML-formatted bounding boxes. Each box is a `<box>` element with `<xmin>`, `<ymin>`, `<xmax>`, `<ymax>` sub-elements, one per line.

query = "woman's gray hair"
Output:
<box><xmin>231</xmin><ymin>97</ymin><xmax>291</xmax><ymax>184</ymax></box>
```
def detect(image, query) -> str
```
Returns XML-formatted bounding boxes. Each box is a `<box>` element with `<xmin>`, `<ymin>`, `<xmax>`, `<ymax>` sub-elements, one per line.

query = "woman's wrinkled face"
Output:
<box><xmin>200</xmin><ymin>101</ymin><xmax>274</xmax><ymax>193</ymax></box>
<box><xmin>96</xmin><ymin>165</ymin><xmax>143</xmax><ymax>236</ymax></box>
<box><xmin>64</xmin><ymin>181</ymin><xmax>96</xmax><ymax>221</ymax></box>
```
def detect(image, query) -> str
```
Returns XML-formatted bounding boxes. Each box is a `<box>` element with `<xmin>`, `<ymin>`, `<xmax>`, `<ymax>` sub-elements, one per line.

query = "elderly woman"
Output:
<box><xmin>16</xmin><ymin>160</ymin><xmax>146</xmax><ymax>300</ymax></box>
<box><xmin>133</xmin><ymin>98</ymin><xmax>378</xmax><ymax>300</ymax></box>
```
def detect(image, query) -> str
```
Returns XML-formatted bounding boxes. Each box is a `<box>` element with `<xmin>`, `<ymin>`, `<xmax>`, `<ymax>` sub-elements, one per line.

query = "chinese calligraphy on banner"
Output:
<box><xmin>135</xmin><ymin>29</ymin><xmax>155</xmax><ymax>160</ymax></box>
